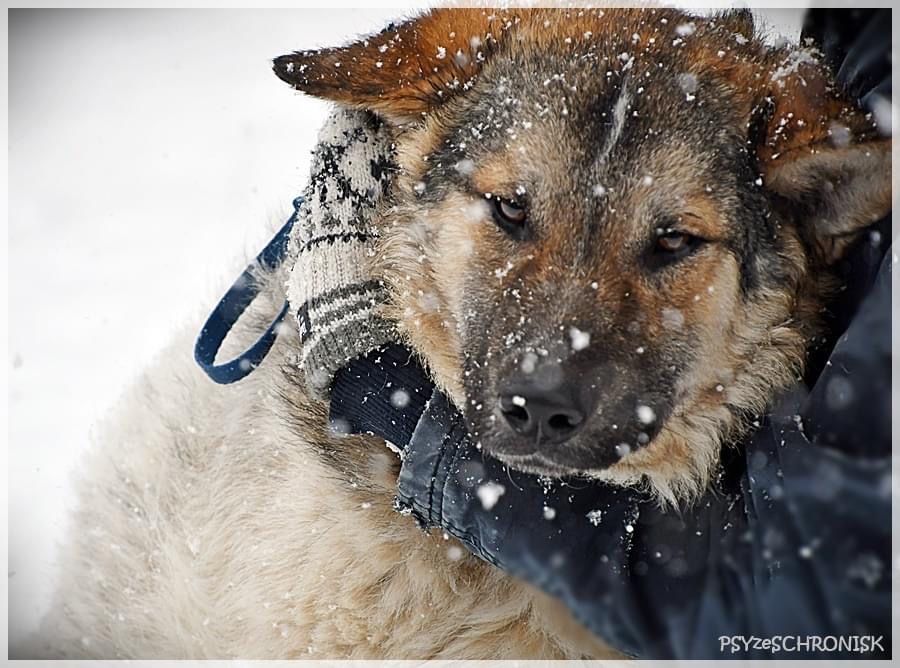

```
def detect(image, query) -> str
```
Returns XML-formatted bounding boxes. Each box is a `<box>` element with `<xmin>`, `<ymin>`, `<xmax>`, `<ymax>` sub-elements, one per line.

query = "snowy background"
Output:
<box><xmin>8</xmin><ymin>7</ymin><xmax>804</xmax><ymax>647</ymax></box>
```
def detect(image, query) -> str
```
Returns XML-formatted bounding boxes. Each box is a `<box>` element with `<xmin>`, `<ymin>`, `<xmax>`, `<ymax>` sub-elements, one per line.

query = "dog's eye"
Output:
<box><xmin>656</xmin><ymin>231</ymin><xmax>692</xmax><ymax>253</ymax></box>
<box><xmin>650</xmin><ymin>227</ymin><xmax>704</xmax><ymax>267</ymax></box>
<box><xmin>489</xmin><ymin>196</ymin><xmax>527</xmax><ymax>239</ymax></box>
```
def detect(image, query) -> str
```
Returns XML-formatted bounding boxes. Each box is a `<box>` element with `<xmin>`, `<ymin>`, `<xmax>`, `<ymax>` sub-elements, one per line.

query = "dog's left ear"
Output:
<box><xmin>754</xmin><ymin>48</ymin><xmax>892</xmax><ymax>264</ymax></box>
<box><xmin>273</xmin><ymin>8</ymin><xmax>508</xmax><ymax>123</ymax></box>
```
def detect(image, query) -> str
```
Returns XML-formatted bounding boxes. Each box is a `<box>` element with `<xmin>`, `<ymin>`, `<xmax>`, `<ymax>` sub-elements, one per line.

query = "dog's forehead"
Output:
<box><xmin>437</xmin><ymin>42</ymin><xmax>737</xmax><ymax>185</ymax></box>
<box><xmin>422</xmin><ymin>78</ymin><xmax>730</xmax><ymax>243</ymax></box>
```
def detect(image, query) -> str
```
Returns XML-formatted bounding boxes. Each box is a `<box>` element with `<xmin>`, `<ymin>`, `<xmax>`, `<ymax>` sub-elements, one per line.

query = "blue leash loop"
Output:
<box><xmin>193</xmin><ymin>197</ymin><xmax>302</xmax><ymax>384</ymax></box>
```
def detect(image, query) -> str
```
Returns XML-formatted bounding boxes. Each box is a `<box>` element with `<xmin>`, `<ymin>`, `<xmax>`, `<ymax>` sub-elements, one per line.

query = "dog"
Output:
<box><xmin>35</xmin><ymin>7</ymin><xmax>890</xmax><ymax>659</ymax></box>
<box><xmin>274</xmin><ymin>6</ymin><xmax>891</xmax><ymax>504</ymax></box>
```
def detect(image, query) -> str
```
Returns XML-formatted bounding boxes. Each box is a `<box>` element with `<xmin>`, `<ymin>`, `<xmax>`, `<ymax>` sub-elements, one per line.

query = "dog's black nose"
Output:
<box><xmin>498</xmin><ymin>385</ymin><xmax>588</xmax><ymax>444</ymax></box>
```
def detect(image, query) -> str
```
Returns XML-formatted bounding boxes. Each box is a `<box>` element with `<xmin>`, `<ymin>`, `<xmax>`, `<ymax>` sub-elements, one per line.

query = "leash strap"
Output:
<box><xmin>193</xmin><ymin>197</ymin><xmax>303</xmax><ymax>384</ymax></box>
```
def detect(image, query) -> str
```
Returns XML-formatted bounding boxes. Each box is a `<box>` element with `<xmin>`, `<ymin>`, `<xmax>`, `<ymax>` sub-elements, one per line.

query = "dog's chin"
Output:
<box><xmin>485</xmin><ymin>450</ymin><xmax>586</xmax><ymax>479</ymax></box>
<box><xmin>480</xmin><ymin>433</ymin><xmax>628</xmax><ymax>480</ymax></box>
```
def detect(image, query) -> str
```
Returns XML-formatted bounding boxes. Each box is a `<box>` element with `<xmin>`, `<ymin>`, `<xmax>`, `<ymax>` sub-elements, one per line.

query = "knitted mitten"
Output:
<box><xmin>285</xmin><ymin>107</ymin><xmax>398</xmax><ymax>397</ymax></box>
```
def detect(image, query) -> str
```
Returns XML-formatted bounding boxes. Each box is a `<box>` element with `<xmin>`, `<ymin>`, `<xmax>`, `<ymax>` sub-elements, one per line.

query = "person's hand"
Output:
<box><xmin>286</xmin><ymin>107</ymin><xmax>399</xmax><ymax>396</ymax></box>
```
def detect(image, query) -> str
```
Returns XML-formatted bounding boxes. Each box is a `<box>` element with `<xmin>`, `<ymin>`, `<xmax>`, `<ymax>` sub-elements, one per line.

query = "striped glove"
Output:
<box><xmin>285</xmin><ymin>107</ymin><xmax>398</xmax><ymax>397</ymax></box>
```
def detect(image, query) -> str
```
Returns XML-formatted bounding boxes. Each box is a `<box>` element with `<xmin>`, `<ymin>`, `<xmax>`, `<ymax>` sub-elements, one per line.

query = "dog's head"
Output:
<box><xmin>276</xmin><ymin>8</ymin><xmax>891</xmax><ymax>503</ymax></box>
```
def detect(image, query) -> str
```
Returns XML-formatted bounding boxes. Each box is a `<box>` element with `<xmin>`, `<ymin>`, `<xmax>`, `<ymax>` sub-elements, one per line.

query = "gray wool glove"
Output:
<box><xmin>285</xmin><ymin>107</ymin><xmax>399</xmax><ymax>397</ymax></box>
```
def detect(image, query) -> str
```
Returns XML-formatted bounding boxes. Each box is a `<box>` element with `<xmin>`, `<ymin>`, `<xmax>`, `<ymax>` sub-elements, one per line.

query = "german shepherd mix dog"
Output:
<box><xmin>39</xmin><ymin>7</ymin><xmax>890</xmax><ymax>660</ymax></box>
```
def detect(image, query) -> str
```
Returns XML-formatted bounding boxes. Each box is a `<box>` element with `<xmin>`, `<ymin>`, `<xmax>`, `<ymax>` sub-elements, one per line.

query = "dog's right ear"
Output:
<box><xmin>273</xmin><ymin>9</ymin><xmax>509</xmax><ymax>123</ymax></box>
<box><xmin>753</xmin><ymin>47</ymin><xmax>892</xmax><ymax>264</ymax></box>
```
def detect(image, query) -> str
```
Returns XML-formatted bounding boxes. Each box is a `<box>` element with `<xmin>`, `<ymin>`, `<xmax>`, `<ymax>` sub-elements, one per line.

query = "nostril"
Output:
<box><xmin>503</xmin><ymin>404</ymin><xmax>530</xmax><ymax>425</ymax></box>
<box><xmin>548</xmin><ymin>412</ymin><xmax>581</xmax><ymax>432</ymax></box>
<box><xmin>499</xmin><ymin>395</ymin><xmax>533</xmax><ymax>434</ymax></box>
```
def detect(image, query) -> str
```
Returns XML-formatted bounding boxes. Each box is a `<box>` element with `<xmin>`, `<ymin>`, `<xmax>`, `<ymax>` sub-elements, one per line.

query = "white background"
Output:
<box><xmin>7</xmin><ymin>7</ymin><xmax>804</xmax><ymax>648</ymax></box>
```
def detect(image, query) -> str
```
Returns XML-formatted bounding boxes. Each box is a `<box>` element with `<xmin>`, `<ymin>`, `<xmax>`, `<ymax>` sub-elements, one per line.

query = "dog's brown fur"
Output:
<box><xmin>33</xmin><ymin>7</ymin><xmax>891</xmax><ymax>660</ymax></box>
<box><xmin>276</xmin><ymin>7</ymin><xmax>891</xmax><ymax>504</ymax></box>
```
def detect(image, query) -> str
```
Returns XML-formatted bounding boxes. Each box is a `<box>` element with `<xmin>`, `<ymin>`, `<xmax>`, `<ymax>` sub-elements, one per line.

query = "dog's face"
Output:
<box><xmin>276</xmin><ymin>8</ymin><xmax>891</xmax><ymax>503</ymax></box>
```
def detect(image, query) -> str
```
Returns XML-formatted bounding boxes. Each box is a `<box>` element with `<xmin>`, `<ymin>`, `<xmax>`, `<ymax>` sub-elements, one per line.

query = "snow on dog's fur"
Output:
<box><xmin>32</xmin><ymin>7</ymin><xmax>890</xmax><ymax>658</ymax></box>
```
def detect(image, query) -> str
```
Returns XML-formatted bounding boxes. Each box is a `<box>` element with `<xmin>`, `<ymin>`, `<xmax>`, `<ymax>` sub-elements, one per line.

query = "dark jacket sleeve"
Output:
<box><xmin>395</xmin><ymin>9</ymin><xmax>892</xmax><ymax>659</ymax></box>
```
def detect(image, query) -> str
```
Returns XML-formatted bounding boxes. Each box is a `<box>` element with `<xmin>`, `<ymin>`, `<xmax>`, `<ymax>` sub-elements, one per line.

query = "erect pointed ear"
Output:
<box><xmin>753</xmin><ymin>47</ymin><xmax>892</xmax><ymax>264</ymax></box>
<box><xmin>273</xmin><ymin>8</ymin><xmax>510</xmax><ymax>123</ymax></box>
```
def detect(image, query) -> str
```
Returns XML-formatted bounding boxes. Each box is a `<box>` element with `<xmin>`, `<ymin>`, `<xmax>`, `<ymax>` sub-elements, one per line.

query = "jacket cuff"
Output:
<box><xmin>328</xmin><ymin>343</ymin><xmax>432</xmax><ymax>444</ymax></box>
<box><xmin>394</xmin><ymin>391</ymin><xmax>463</xmax><ymax>528</ymax></box>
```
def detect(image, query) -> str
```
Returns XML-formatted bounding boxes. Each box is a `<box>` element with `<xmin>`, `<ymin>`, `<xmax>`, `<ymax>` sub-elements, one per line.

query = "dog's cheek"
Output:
<box><xmin>638</xmin><ymin>251</ymin><xmax>742</xmax><ymax>406</ymax></box>
<box><xmin>426</xmin><ymin>197</ymin><xmax>490</xmax><ymax>324</ymax></box>
<box><xmin>400</xmin><ymin>196</ymin><xmax>494</xmax><ymax>404</ymax></box>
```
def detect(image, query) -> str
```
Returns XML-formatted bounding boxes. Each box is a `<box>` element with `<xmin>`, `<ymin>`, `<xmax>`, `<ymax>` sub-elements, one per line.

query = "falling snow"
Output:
<box><xmin>661</xmin><ymin>307</ymin><xmax>684</xmax><ymax>331</ymax></box>
<box><xmin>569</xmin><ymin>327</ymin><xmax>591</xmax><ymax>351</ymax></box>
<box><xmin>636</xmin><ymin>405</ymin><xmax>656</xmax><ymax>425</ymax></box>
<box><xmin>770</xmin><ymin>49</ymin><xmax>817</xmax><ymax>85</ymax></box>
<box><xmin>828</xmin><ymin>122</ymin><xmax>852</xmax><ymax>147</ymax></box>
<box><xmin>454</xmin><ymin>158</ymin><xmax>475</xmax><ymax>175</ymax></box>
<box><xmin>869</xmin><ymin>94</ymin><xmax>893</xmax><ymax>136</ymax></box>
<box><xmin>847</xmin><ymin>553</ymin><xmax>884</xmax><ymax>588</ymax></box>
<box><xmin>677</xmin><ymin>72</ymin><xmax>698</xmax><ymax>96</ymax></box>
<box><xmin>824</xmin><ymin>375</ymin><xmax>854</xmax><ymax>410</ymax></box>
<box><xmin>390</xmin><ymin>389</ymin><xmax>411</xmax><ymax>409</ymax></box>
<box><xmin>521</xmin><ymin>351</ymin><xmax>539</xmax><ymax>374</ymax></box>
<box><xmin>477</xmin><ymin>482</ymin><xmax>506</xmax><ymax>510</ymax></box>
<box><xmin>494</xmin><ymin>261</ymin><xmax>514</xmax><ymax>279</ymax></box>
<box><xmin>329</xmin><ymin>417</ymin><xmax>351</xmax><ymax>437</ymax></box>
